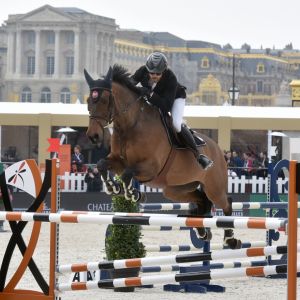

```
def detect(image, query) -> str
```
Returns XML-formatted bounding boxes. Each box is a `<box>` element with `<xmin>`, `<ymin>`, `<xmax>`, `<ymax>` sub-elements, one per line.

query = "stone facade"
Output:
<box><xmin>0</xmin><ymin>5</ymin><xmax>116</xmax><ymax>103</ymax></box>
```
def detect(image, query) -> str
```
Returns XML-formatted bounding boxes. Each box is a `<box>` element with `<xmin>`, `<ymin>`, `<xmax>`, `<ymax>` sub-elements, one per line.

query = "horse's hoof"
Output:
<box><xmin>226</xmin><ymin>238</ymin><xmax>242</xmax><ymax>250</ymax></box>
<box><xmin>196</xmin><ymin>228</ymin><xmax>212</xmax><ymax>241</ymax></box>
<box><xmin>105</xmin><ymin>185</ymin><xmax>113</xmax><ymax>195</ymax></box>
<box><xmin>131</xmin><ymin>191</ymin><xmax>143</xmax><ymax>202</ymax></box>
<box><xmin>112</xmin><ymin>184</ymin><xmax>121</xmax><ymax>195</ymax></box>
<box><xmin>205</xmin><ymin>230</ymin><xmax>212</xmax><ymax>241</ymax></box>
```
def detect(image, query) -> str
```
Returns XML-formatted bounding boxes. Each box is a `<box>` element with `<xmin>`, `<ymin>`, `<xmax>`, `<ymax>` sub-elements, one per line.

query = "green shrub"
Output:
<box><xmin>105</xmin><ymin>182</ymin><xmax>145</xmax><ymax>260</ymax></box>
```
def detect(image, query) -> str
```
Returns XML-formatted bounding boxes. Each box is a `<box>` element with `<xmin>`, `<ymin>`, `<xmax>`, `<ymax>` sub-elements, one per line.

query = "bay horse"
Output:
<box><xmin>84</xmin><ymin>65</ymin><xmax>241</xmax><ymax>249</ymax></box>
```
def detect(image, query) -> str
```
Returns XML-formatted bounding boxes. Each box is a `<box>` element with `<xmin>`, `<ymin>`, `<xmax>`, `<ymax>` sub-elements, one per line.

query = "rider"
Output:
<box><xmin>131</xmin><ymin>52</ymin><xmax>213</xmax><ymax>170</ymax></box>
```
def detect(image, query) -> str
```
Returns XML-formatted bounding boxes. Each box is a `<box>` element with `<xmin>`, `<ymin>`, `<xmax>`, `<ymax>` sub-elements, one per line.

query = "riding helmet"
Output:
<box><xmin>145</xmin><ymin>52</ymin><xmax>168</xmax><ymax>73</ymax></box>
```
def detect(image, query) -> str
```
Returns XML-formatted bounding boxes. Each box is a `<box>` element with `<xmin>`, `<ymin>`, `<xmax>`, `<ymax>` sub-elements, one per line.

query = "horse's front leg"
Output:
<box><xmin>97</xmin><ymin>158</ymin><xmax>123</xmax><ymax>195</ymax></box>
<box><xmin>121</xmin><ymin>169</ymin><xmax>143</xmax><ymax>202</ymax></box>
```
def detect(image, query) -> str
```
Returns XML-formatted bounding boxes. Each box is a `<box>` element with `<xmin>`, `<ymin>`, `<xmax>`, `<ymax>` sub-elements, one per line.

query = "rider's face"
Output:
<box><xmin>149</xmin><ymin>72</ymin><xmax>162</xmax><ymax>83</ymax></box>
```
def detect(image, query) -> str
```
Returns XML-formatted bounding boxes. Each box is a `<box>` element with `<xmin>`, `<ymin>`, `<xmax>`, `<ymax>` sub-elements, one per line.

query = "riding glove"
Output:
<box><xmin>139</xmin><ymin>86</ymin><xmax>151</xmax><ymax>99</ymax></box>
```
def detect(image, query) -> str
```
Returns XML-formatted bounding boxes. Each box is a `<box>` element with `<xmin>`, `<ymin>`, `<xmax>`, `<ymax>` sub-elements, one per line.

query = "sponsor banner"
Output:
<box><xmin>9</xmin><ymin>192</ymin><xmax>276</xmax><ymax>217</ymax></box>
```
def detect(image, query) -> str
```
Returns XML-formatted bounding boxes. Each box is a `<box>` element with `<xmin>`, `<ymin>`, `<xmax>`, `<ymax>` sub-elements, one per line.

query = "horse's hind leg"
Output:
<box><xmin>188</xmin><ymin>189</ymin><xmax>213</xmax><ymax>241</ymax></box>
<box><xmin>163</xmin><ymin>185</ymin><xmax>212</xmax><ymax>241</ymax></box>
<box><xmin>222</xmin><ymin>197</ymin><xmax>242</xmax><ymax>249</ymax></box>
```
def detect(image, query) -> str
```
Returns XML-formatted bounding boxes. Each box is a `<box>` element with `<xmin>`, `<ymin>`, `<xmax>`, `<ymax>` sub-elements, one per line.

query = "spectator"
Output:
<box><xmin>257</xmin><ymin>151</ymin><xmax>269</xmax><ymax>178</ymax></box>
<box><xmin>84</xmin><ymin>167</ymin><xmax>94</xmax><ymax>192</ymax></box>
<box><xmin>71</xmin><ymin>145</ymin><xmax>84</xmax><ymax>172</ymax></box>
<box><xmin>84</xmin><ymin>166</ymin><xmax>102</xmax><ymax>192</ymax></box>
<box><xmin>241</xmin><ymin>152</ymin><xmax>253</xmax><ymax>178</ymax></box>
<box><xmin>224</xmin><ymin>150</ymin><xmax>235</xmax><ymax>167</ymax></box>
<box><xmin>231</xmin><ymin>150</ymin><xmax>243</xmax><ymax>177</ymax></box>
<box><xmin>91</xmin><ymin>166</ymin><xmax>102</xmax><ymax>192</ymax></box>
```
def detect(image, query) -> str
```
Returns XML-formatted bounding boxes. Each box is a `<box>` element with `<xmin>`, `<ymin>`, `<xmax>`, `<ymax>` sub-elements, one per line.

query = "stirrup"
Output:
<box><xmin>198</xmin><ymin>154</ymin><xmax>213</xmax><ymax>170</ymax></box>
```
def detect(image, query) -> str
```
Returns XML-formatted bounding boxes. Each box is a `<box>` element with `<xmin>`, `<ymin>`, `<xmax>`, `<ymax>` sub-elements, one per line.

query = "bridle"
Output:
<box><xmin>88</xmin><ymin>88</ymin><xmax>114</xmax><ymax>129</ymax></box>
<box><xmin>88</xmin><ymin>87</ymin><xmax>143</xmax><ymax>129</ymax></box>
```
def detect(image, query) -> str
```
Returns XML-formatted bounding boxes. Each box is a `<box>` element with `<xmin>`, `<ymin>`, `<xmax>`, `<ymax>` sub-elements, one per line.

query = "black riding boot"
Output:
<box><xmin>179</xmin><ymin>125</ymin><xmax>213</xmax><ymax>170</ymax></box>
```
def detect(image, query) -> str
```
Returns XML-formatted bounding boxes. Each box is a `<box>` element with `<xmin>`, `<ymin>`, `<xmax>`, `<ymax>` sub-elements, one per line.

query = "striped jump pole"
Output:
<box><xmin>140</xmin><ymin>259</ymin><xmax>269</xmax><ymax>273</ymax></box>
<box><xmin>140</xmin><ymin>202</ymin><xmax>300</xmax><ymax>212</ymax></box>
<box><xmin>140</xmin><ymin>203</ymin><xmax>196</xmax><ymax>211</ymax></box>
<box><xmin>56</xmin><ymin>244</ymin><xmax>295</xmax><ymax>274</ymax></box>
<box><xmin>231</xmin><ymin>202</ymin><xmax>300</xmax><ymax>210</ymax></box>
<box><xmin>60</xmin><ymin>210</ymin><xmax>181</xmax><ymax>217</ymax></box>
<box><xmin>141</xmin><ymin>226</ymin><xmax>190</xmax><ymax>231</ymax></box>
<box><xmin>72</xmin><ymin>259</ymin><xmax>270</xmax><ymax>277</ymax></box>
<box><xmin>56</xmin><ymin>263</ymin><xmax>300</xmax><ymax>292</ymax></box>
<box><xmin>0</xmin><ymin>211</ymin><xmax>291</xmax><ymax>230</ymax></box>
<box><xmin>144</xmin><ymin>241</ymin><xmax>266</xmax><ymax>252</ymax></box>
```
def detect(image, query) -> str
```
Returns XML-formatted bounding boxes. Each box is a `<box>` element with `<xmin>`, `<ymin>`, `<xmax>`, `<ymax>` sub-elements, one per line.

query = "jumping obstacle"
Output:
<box><xmin>0</xmin><ymin>159</ymin><xmax>298</xmax><ymax>300</ymax></box>
<box><xmin>135</xmin><ymin>178</ymin><xmax>293</xmax><ymax>292</ymax></box>
<box><xmin>138</xmin><ymin>160</ymin><xmax>295</xmax><ymax>275</ymax></box>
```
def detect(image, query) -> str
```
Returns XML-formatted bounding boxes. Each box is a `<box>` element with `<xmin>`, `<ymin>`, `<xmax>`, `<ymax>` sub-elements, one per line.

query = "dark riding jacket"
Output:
<box><xmin>131</xmin><ymin>66</ymin><xmax>186</xmax><ymax>114</ymax></box>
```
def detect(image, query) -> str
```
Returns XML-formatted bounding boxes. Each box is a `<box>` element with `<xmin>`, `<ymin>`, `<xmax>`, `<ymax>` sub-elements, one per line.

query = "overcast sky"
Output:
<box><xmin>1</xmin><ymin>0</ymin><xmax>299</xmax><ymax>50</ymax></box>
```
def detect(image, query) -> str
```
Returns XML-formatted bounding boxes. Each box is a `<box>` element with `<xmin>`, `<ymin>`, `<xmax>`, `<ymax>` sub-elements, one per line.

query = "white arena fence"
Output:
<box><xmin>50</xmin><ymin>172</ymin><xmax>288</xmax><ymax>194</ymax></box>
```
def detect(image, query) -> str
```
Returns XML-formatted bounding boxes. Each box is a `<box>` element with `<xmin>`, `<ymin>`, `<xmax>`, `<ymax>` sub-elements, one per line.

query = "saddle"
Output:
<box><xmin>160</xmin><ymin>113</ymin><xmax>205</xmax><ymax>148</ymax></box>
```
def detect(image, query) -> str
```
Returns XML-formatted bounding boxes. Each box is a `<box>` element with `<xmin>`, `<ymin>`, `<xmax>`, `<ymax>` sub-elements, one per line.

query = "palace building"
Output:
<box><xmin>0</xmin><ymin>5</ymin><xmax>298</xmax><ymax>107</ymax></box>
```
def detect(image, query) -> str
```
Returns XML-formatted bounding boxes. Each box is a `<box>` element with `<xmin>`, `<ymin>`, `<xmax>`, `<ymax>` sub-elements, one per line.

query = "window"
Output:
<box><xmin>66</xmin><ymin>56</ymin><xmax>74</xmax><ymax>75</ymax></box>
<box><xmin>257</xmin><ymin>63</ymin><xmax>265</xmax><ymax>73</ymax></box>
<box><xmin>257</xmin><ymin>81</ymin><xmax>263</xmax><ymax>93</ymax></box>
<box><xmin>46</xmin><ymin>56</ymin><xmax>55</xmax><ymax>75</ymax></box>
<box><xmin>60</xmin><ymin>88</ymin><xmax>71</xmax><ymax>103</ymax></box>
<box><xmin>66</xmin><ymin>31</ymin><xmax>74</xmax><ymax>44</ymax></box>
<box><xmin>41</xmin><ymin>87</ymin><xmax>51</xmax><ymax>103</ymax></box>
<box><xmin>21</xmin><ymin>87</ymin><xmax>32</xmax><ymax>102</ymax></box>
<box><xmin>47</xmin><ymin>32</ymin><xmax>55</xmax><ymax>44</ymax></box>
<box><xmin>201</xmin><ymin>57</ymin><xmax>210</xmax><ymax>68</ymax></box>
<box><xmin>202</xmin><ymin>91</ymin><xmax>217</xmax><ymax>105</ymax></box>
<box><xmin>28</xmin><ymin>31</ymin><xmax>35</xmax><ymax>44</ymax></box>
<box><xmin>27</xmin><ymin>56</ymin><xmax>35</xmax><ymax>75</ymax></box>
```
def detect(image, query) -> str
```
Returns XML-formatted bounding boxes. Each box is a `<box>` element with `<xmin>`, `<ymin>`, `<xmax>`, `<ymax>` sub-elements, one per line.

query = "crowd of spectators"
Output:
<box><xmin>70</xmin><ymin>144</ymin><xmax>103</xmax><ymax>192</ymax></box>
<box><xmin>224</xmin><ymin>149</ymin><xmax>270</xmax><ymax>178</ymax></box>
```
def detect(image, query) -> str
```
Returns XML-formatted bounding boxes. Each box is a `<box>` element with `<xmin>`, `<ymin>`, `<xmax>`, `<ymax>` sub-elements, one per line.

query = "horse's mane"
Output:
<box><xmin>112</xmin><ymin>64</ymin><xmax>142</xmax><ymax>95</ymax></box>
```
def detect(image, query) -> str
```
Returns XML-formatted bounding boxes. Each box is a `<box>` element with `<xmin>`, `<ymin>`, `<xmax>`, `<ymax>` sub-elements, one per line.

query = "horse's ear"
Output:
<box><xmin>104</xmin><ymin>66</ymin><xmax>113</xmax><ymax>83</ymax></box>
<box><xmin>84</xmin><ymin>69</ymin><xmax>93</xmax><ymax>87</ymax></box>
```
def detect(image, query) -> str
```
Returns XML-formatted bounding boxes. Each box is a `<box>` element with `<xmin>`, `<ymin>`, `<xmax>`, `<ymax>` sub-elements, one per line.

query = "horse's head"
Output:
<box><xmin>84</xmin><ymin>67</ymin><xmax>113</xmax><ymax>150</ymax></box>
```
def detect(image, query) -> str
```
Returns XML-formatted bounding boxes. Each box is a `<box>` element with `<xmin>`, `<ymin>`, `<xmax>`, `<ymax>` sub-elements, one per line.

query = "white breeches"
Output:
<box><xmin>171</xmin><ymin>98</ymin><xmax>186</xmax><ymax>132</ymax></box>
